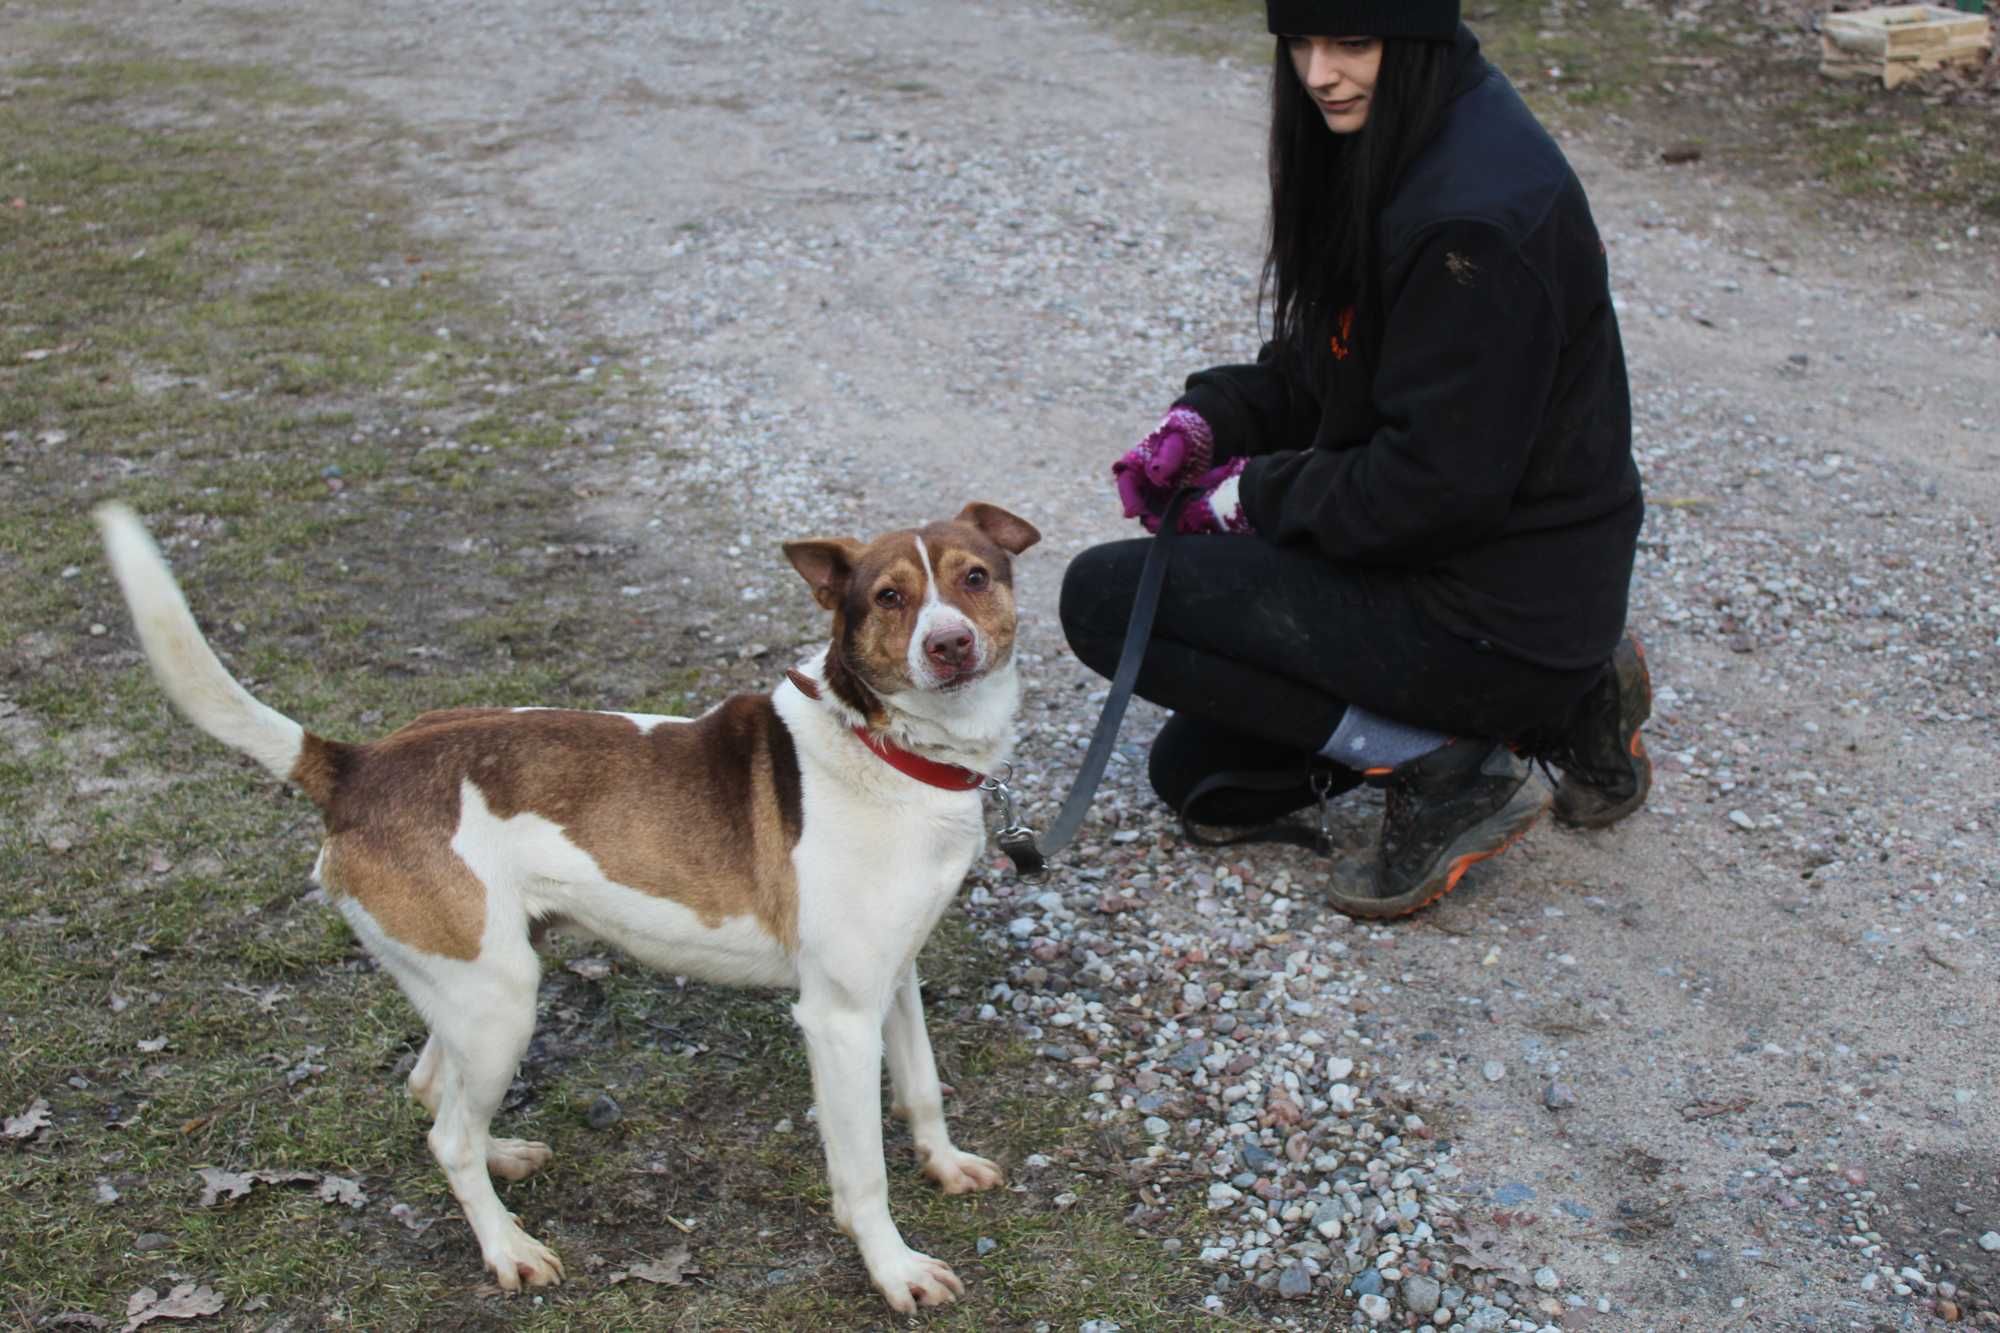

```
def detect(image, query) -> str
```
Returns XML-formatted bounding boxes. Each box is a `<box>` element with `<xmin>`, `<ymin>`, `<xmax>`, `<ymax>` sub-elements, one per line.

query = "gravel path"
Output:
<box><xmin>70</xmin><ymin>0</ymin><xmax>2000</xmax><ymax>1326</ymax></box>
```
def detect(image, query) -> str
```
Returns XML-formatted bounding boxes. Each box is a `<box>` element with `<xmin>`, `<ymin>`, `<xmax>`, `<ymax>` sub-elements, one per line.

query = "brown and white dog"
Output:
<box><xmin>93</xmin><ymin>500</ymin><xmax>1041</xmax><ymax>1314</ymax></box>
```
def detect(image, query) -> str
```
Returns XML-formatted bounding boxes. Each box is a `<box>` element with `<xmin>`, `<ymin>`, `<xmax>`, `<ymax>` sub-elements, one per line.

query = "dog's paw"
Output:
<box><xmin>870</xmin><ymin>1248</ymin><xmax>964</xmax><ymax>1313</ymax></box>
<box><xmin>919</xmin><ymin>1145</ymin><xmax>1004</xmax><ymax>1195</ymax></box>
<box><xmin>486</xmin><ymin>1227</ymin><xmax>564</xmax><ymax>1292</ymax></box>
<box><xmin>487</xmin><ymin>1138</ymin><xmax>553</xmax><ymax>1181</ymax></box>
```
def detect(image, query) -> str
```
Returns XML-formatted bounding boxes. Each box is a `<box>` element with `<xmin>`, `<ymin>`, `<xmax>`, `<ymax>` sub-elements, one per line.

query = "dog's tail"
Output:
<box><xmin>93</xmin><ymin>503</ymin><xmax>342</xmax><ymax>808</ymax></box>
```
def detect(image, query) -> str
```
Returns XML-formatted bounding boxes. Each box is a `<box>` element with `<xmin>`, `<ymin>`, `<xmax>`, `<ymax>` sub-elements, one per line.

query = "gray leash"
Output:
<box><xmin>989</xmin><ymin>489</ymin><xmax>1191</xmax><ymax>875</ymax></box>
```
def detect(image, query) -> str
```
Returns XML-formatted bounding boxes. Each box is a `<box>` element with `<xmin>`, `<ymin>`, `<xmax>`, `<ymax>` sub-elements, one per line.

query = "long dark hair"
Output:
<box><xmin>1263</xmin><ymin>36</ymin><xmax>1455</xmax><ymax>379</ymax></box>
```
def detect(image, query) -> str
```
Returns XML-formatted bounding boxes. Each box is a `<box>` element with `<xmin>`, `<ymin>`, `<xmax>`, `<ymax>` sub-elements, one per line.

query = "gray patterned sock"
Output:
<box><xmin>1319</xmin><ymin>705</ymin><xmax>1451</xmax><ymax>772</ymax></box>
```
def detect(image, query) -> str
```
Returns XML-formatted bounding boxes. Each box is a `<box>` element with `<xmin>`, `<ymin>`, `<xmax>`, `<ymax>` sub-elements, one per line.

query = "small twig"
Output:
<box><xmin>1921</xmin><ymin>945</ymin><xmax>1962</xmax><ymax>973</ymax></box>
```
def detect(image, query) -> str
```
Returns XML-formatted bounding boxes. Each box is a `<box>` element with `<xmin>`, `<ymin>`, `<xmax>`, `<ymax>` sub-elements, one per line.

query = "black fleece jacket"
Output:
<box><xmin>1177</xmin><ymin>26</ymin><xmax>1642</xmax><ymax>672</ymax></box>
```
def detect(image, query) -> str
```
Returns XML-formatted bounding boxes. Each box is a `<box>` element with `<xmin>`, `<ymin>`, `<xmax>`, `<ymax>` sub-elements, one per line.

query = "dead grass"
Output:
<box><xmin>1072</xmin><ymin>0</ymin><xmax>2000</xmax><ymax>236</ymax></box>
<box><xmin>0</xmin><ymin>24</ymin><xmax>1233</xmax><ymax>1332</ymax></box>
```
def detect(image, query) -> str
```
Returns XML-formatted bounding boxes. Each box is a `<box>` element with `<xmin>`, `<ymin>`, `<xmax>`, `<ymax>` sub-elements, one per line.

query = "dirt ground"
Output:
<box><xmin>9</xmin><ymin>0</ymin><xmax>2000</xmax><ymax>1329</ymax></box>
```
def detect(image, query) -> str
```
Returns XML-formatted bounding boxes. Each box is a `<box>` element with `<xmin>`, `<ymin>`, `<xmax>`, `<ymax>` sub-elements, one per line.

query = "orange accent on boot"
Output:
<box><xmin>1391</xmin><ymin>819</ymin><xmax>1539</xmax><ymax>919</ymax></box>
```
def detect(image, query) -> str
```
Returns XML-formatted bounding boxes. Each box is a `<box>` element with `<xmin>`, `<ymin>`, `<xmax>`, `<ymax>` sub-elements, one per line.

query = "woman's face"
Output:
<box><xmin>1286</xmin><ymin>36</ymin><xmax>1384</xmax><ymax>134</ymax></box>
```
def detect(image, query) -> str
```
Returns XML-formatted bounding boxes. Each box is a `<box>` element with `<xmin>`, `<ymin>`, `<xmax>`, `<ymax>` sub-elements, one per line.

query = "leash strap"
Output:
<box><xmin>998</xmin><ymin>489</ymin><xmax>1192</xmax><ymax>875</ymax></box>
<box><xmin>1177</xmin><ymin>767</ymin><xmax>1336</xmax><ymax>854</ymax></box>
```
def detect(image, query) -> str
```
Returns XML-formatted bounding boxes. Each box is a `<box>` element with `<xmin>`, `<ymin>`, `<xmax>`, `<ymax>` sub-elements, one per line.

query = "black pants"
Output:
<box><xmin>1059</xmin><ymin>536</ymin><xmax>1604</xmax><ymax>823</ymax></box>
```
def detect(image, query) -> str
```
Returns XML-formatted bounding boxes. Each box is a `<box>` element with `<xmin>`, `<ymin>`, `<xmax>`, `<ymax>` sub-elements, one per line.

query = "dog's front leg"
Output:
<box><xmin>884</xmin><ymin>967</ymin><xmax>1003</xmax><ymax>1195</ymax></box>
<box><xmin>793</xmin><ymin>980</ymin><xmax>965</xmax><ymax>1314</ymax></box>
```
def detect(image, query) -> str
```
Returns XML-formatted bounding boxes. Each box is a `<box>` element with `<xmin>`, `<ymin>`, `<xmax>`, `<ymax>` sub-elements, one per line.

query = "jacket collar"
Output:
<box><xmin>1447</xmin><ymin>23</ymin><xmax>1491</xmax><ymax>102</ymax></box>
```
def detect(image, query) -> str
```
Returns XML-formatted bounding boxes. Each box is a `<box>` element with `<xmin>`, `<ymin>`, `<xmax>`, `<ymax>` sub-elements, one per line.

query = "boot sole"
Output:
<box><xmin>1329</xmin><ymin>781</ymin><xmax>1552</xmax><ymax>920</ymax></box>
<box><xmin>1553</xmin><ymin>636</ymin><xmax>1654</xmax><ymax>830</ymax></box>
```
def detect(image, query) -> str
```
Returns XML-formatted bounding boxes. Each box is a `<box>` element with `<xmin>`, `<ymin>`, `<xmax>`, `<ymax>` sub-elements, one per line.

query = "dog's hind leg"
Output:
<box><xmin>405</xmin><ymin>941</ymin><xmax>563</xmax><ymax>1291</ymax></box>
<box><xmin>407</xmin><ymin>1030</ymin><xmax>552</xmax><ymax>1181</ymax></box>
<box><xmin>407</xmin><ymin>1035</ymin><xmax>443</xmax><ymax>1116</ymax></box>
<box><xmin>883</xmin><ymin>967</ymin><xmax>1003</xmax><ymax>1196</ymax></box>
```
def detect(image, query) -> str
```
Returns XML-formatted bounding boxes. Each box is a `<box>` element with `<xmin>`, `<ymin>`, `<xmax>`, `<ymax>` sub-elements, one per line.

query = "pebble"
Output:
<box><xmin>1543</xmin><ymin>1082</ymin><xmax>1578</xmax><ymax>1110</ymax></box>
<box><xmin>1403</xmin><ymin>1273</ymin><xmax>1442</xmax><ymax>1314</ymax></box>
<box><xmin>1980</xmin><ymin>1232</ymin><xmax>2000</xmax><ymax>1253</ymax></box>
<box><xmin>1277</xmin><ymin>1262</ymin><xmax>1312</xmax><ymax>1299</ymax></box>
<box><xmin>1482</xmin><ymin>1060</ymin><xmax>1507</xmax><ymax>1082</ymax></box>
<box><xmin>1358</xmin><ymin>1293</ymin><xmax>1392</xmax><ymax>1324</ymax></box>
<box><xmin>584</xmin><ymin>1092</ymin><xmax>623</xmax><ymax>1130</ymax></box>
<box><xmin>1534</xmin><ymin>1266</ymin><xmax>1561</xmax><ymax>1291</ymax></box>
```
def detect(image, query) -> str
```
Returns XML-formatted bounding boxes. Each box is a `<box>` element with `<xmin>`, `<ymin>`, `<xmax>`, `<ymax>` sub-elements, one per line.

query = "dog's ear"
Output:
<box><xmin>784</xmin><ymin>538</ymin><xmax>866</xmax><ymax>612</ymax></box>
<box><xmin>956</xmin><ymin>503</ymin><xmax>1040</xmax><ymax>556</ymax></box>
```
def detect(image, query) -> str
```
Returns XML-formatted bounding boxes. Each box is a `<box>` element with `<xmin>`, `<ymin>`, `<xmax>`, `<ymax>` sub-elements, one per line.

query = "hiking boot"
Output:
<box><xmin>1548</xmin><ymin>634</ymin><xmax>1653</xmax><ymax>829</ymax></box>
<box><xmin>1325</xmin><ymin>739</ymin><xmax>1551</xmax><ymax>920</ymax></box>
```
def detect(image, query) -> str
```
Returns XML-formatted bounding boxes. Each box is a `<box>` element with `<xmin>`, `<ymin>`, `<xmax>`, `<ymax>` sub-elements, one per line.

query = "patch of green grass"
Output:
<box><xmin>0</xmin><ymin>23</ymin><xmax>1235</xmax><ymax>1332</ymax></box>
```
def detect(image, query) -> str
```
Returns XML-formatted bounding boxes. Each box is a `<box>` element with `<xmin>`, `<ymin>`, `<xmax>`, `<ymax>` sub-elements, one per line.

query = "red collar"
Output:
<box><xmin>786</xmin><ymin>669</ymin><xmax>986</xmax><ymax>792</ymax></box>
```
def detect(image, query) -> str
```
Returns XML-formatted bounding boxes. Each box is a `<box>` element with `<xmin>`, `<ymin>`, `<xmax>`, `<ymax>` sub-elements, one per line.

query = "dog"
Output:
<box><xmin>93</xmin><ymin>499</ymin><xmax>1041</xmax><ymax>1314</ymax></box>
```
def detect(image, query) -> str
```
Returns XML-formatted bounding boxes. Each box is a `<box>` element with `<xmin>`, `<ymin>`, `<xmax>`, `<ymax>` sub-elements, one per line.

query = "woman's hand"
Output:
<box><xmin>1112</xmin><ymin>407</ymin><xmax>1213</xmax><ymax>529</ymax></box>
<box><xmin>1175</xmin><ymin>458</ymin><xmax>1252</xmax><ymax>535</ymax></box>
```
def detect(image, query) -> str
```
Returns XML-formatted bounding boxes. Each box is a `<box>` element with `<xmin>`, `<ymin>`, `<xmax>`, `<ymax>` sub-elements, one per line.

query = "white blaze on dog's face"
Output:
<box><xmin>785</xmin><ymin>503</ymin><xmax>1040</xmax><ymax>710</ymax></box>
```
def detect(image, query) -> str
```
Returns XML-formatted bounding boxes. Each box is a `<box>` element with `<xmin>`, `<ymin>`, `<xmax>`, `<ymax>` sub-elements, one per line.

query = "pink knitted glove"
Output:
<box><xmin>1112</xmin><ymin>407</ymin><xmax>1214</xmax><ymax>529</ymax></box>
<box><xmin>1175</xmin><ymin>458</ymin><xmax>1252</xmax><ymax>536</ymax></box>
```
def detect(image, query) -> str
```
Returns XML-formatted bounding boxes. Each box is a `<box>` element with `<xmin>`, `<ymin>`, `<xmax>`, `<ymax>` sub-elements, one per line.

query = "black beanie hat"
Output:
<box><xmin>1265</xmin><ymin>1</ymin><xmax>1460</xmax><ymax>40</ymax></box>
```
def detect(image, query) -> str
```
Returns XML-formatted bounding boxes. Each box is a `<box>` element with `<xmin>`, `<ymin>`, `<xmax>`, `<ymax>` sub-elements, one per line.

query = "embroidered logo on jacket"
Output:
<box><xmin>1328</xmin><ymin>305</ymin><xmax>1356</xmax><ymax>361</ymax></box>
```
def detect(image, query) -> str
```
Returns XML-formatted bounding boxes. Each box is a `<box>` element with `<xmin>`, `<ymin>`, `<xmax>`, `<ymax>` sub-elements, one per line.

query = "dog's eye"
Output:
<box><xmin>964</xmin><ymin>567</ymin><xmax>989</xmax><ymax>590</ymax></box>
<box><xmin>874</xmin><ymin>586</ymin><xmax>904</xmax><ymax>609</ymax></box>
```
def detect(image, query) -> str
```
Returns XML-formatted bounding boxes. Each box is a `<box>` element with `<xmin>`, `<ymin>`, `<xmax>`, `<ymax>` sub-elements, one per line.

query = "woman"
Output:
<box><xmin>1059</xmin><ymin>0</ymin><xmax>1651</xmax><ymax>918</ymax></box>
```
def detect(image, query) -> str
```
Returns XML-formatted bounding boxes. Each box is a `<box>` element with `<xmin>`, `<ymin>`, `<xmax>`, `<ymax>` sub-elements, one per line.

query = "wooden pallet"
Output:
<box><xmin>1820</xmin><ymin>4</ymin><xmax>1992</xmax><ymax>87</ymax></box>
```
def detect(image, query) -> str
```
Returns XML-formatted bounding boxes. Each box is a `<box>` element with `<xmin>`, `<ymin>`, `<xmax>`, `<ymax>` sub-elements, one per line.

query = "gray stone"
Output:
<box><xmin>1277</xmin><ymin>1262</ymin><xmax>1313</xmax><ymax>1299</ymax></box>
<box><xmin>1402</xmin><ymin>1273</ymin><xmax>1442</xmax><ymax>1314</ymax></box>
<box><xmin>585</xmin><ymin>1092</ymin><xmax>623</xmax><ymax>1130</ymax></box>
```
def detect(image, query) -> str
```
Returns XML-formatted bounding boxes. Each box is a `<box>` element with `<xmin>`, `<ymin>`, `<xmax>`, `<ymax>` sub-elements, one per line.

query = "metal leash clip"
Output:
<box><xmin>980</xmin><ymin>764</ymin><xmax>1047</xmax><ymax>876</ymax></box>
<box><xmin>1312</xmin><ymin>769</ymin><xmax>1337</xmax><ymax>855</ymax></box>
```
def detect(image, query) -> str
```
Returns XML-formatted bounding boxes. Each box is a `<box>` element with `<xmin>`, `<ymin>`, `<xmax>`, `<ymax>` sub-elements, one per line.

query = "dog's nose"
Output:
<box><xmin>925</xmin><ymin>627</ymin><xmax>974</xmax><ymax>669</ymax></box>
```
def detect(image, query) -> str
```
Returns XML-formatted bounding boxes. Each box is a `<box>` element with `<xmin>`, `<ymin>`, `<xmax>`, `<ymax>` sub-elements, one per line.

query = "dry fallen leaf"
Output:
<box><xmin>284</xmin><ymin>1060</ymin><xmax>325</xmax><ymax>1087</ymax></box>
<box><xmin>195</xmin><ymin>1166</ymin><xmax>316</xmax><ymax>1207</ymax></box>
<box><xmin>122</xmin><ymin>1282</ymin><xmax>224</xmax><ymax>1331</ymax></box>
<box><xmin>388</xmin><ymin>1201</ymin><xmax>435</xmax><ymax>1233</ymax></box>
<box><xmin>607</xmin><ymin>1246</ymin><xmax>695</xmax><ymax>1286</ymax></box>
<box><xmin>565</xmin><ymin>955</ymin><xmax>615</xmax><ymax>981</ymax></box>
<box><xmin>5</xmin><ymin>1097</ymin><xmax>52</xmax><ymax>1141</ymax></box>
<box><xmin>221</xmin><ymin>982</ymin><xmax>289</xmax><ymax>1012</ymax></box>
<box><xmin>317</xmin><ymin>1175</ymin><xmax>368</xmax><ymax>1209</ymax></box>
